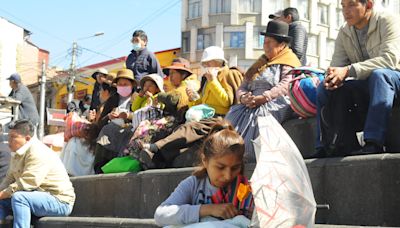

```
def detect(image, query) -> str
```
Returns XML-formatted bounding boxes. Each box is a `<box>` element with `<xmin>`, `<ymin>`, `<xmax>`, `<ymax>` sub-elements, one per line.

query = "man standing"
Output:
<box><xmin>270</xmin><ymin>7</ymin><xmax>308</xmax><ymax>65</ymax></box>
<box><xmin>0</xmin><ymin>120</ymin><xmax>75</xmax><ymax>227</ymax></box>
<box><xmin>126</xmin><ymin>30</ymin><xmax>163</xmax><ymax>82</ymax></box>
<box><xmin>316</xmin><ymin>0</ymin><xmax>400</xmax><ymax>156</ymax></box>
<box><xmin>7</xmin><ymin>73</ymin><xmax>39</xmax><ymax>127</ymax></box>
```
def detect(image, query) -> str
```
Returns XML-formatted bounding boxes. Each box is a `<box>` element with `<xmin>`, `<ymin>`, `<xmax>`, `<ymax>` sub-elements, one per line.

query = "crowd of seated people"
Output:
<box><xmin>59</xmin><ymin>0</ymin><xmax>400</xmax><ymax>176</ymax></box>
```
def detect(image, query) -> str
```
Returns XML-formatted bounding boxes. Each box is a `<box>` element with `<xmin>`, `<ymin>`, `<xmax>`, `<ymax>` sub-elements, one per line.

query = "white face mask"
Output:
<box><xmin>207</xmin><ymin>67</ymin><xmax>220</xmax><ymax>77</ymax></box>
<box><xmin>132</xmin><ymin>42</ymin><xmax>142</xmax><ymax>52</ymax></box>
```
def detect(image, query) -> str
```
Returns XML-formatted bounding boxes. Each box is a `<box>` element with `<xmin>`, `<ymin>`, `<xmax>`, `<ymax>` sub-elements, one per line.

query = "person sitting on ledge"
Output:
<box><xmin>315</xmin><ymin>0</ymin><xmax>400</xmax><ymax>157</ymax></box>
<box><xmin>0</xmin><ymin>120</ymin><xmax>75</xmax><ymax>227</ymax></box>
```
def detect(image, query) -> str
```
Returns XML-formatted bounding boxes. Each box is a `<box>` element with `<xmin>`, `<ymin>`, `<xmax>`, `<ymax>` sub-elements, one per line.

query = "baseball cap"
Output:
<box><xmin>269</xmin><ymin>10</ymin><xmax>283</xmax><ymax>19</ymax></box>
<box><xmin>7</xmin><ymin>73</ymin><xmax>21</xmax><ymax>82</ymax></box>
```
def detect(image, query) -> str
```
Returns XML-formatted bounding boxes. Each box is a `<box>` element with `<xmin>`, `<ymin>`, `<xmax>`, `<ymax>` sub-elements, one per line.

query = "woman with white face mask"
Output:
<box><xmin>94</xmin><ymin>68</ymin><xmax>138</xmax><ymax>174</ymax></box>
<box><xmin>97</xmin><ymin>69</ymin><xmax>137</xmax><ymax>129</ymax></box>
<box><xmin>185</xmin><ymin>46</ymin><xmax>243</xmax><ymax>116</ymax></box>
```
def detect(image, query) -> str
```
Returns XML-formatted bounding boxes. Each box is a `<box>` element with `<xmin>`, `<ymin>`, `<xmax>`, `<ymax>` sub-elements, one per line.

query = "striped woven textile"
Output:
<box><xmin>210</xmin><ymin>175</ymin><xmax>254</xmax><ymax>218</ymax></box>
<box><xmin>288</xmin><ymin>67</ymin><xmax>325</xmax><ymax>118</ymax></box>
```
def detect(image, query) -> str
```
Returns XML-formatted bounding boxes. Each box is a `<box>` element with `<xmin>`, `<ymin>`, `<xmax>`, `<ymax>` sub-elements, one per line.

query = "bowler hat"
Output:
<box><xmin>260</xmin><ymin>20</ymin><xmax>291</xmax><ymax>43</ymax></box>
<box><xmin>162</xmin><ymin>58</ymin><xmax>193</xmax><ymax>76</ymax></box>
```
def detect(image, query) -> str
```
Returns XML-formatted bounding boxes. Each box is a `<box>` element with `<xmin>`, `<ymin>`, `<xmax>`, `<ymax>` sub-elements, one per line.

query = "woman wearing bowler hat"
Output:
<box><xmin>225</xmin><ymin>20</ymin><xmax>301</xmax><ymax>162</ymax></box>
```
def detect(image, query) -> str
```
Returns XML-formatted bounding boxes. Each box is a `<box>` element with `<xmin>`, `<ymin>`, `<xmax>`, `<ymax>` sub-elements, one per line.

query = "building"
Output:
<box><xmin>180</xmin><ymin>0</ymin><xmax>400</xmax><ymax>71</ymax></box>
<box><xmin>0</xmin><ymin>17</ymin><xmax>49</xmax><ymax>96</ymax></box>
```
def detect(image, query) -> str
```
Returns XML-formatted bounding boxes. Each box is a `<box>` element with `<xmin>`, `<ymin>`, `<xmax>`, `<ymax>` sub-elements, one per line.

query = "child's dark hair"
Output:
<box><xmin>193</xmin><ymin>119</ymin><xmax>245</xmax><ymax>178</ymax></box>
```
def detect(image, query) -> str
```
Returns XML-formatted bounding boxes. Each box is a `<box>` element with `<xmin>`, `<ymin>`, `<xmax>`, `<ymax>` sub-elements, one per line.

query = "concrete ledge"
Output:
<box><xmin>35</xmin><ymin>217</ymin><xmax>387</xmax><ymax>228</ymax></box>
<box><xmin>36</xmin><ymin>217</ymin><xmax>157</xmax><ymax>228</ymax></box>
<box><xmin>307</xmin><ymin>153</ymin><xmax>400</xmax><ymax>226</ymax></box>
<box><xmin>69</xmin><ymin>154</ymin><xmax>400</xmax><ymax>226</ymax></box>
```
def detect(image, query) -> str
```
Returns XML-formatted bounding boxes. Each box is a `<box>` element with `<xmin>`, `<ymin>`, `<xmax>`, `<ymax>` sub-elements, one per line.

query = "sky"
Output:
<box><xmin>0</xmin><ymin>0</ymin><xmax>181</xmax><ymax>70</ymax></box>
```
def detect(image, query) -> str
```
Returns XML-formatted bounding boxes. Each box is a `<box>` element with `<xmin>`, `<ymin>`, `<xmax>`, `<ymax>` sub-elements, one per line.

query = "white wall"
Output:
<box><xmin>0</xmin><ymin>17</ymin><xmax>24</xmax><ymax>96</ymax></box>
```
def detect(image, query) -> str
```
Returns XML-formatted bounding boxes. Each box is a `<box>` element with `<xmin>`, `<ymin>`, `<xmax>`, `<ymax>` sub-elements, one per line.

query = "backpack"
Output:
<box><xmin>288</xmin><ymin>67</ymin><xmax>325</xmax><ymax>118</ymax></box>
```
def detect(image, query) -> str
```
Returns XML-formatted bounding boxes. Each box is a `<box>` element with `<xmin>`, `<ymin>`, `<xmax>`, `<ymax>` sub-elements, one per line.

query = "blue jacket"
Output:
<box><xmin>126</xmin><ymin>47</ymin><xmax>163</xmax><ymax>81</ymax></box>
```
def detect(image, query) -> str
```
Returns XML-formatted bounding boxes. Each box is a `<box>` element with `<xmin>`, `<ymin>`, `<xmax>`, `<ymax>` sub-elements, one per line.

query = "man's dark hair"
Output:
<box><xmin>132</xmin><ymin>30</ymin><xmax>148</xmax><ymax>43</ymax></box>
<box><xmin>283</xmin><ymin>7</ymin><xmax>300</xmax><ymax>22</ymax></box>
<box><xmin>8</xmin><ymin>119</ymin><xmax>35</xmax><ymax>137</ymax></box>
<box><xmin>359</xmin><ymin>0</ymin><xmax>368</xmax><ymax>4</ymax></box>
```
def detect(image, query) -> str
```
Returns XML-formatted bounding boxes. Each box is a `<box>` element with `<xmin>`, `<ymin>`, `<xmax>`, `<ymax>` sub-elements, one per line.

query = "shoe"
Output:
<box><xmin>312</xmin><ymin>147</ymin><xmax>328</xmax><ymax>158</ymax></box>
<box><xmin>362</xmin><ymin>141</ymin><xmax>384</xmax><ymax>154</ymax></box>
<box><xmin>350</xmin><ymin>141</ymin><xmax>383</xmax><ymax>156</ymax></box>
<box><xmin>137</xmin><ymin>149</ymin><xmax>156</xmax><ymax>170</ymax></box>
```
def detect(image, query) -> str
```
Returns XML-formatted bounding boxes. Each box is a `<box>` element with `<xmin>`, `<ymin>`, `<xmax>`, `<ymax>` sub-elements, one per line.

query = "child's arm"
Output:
<box><xmin>154</xmin><ymin>176</ymin><xmax>201</xmax><ymax>226</ymax></box>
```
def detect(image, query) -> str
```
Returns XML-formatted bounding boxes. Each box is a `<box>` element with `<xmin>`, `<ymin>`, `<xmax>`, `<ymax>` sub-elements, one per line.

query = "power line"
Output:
<box><xmin>0</xmin><ymin>7</ymin><xmax>69</xmax><ymax>45</ymax></box>
<box><xmin>76</xmin><ymin>0</ymin><xmax>181</xmax><ymax>67</ymax></box>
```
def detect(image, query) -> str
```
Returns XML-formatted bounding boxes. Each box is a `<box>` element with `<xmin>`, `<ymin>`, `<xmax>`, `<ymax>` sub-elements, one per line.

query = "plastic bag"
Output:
<box><xmin>185</xmin><ymin>104</ymin><xmax>215</xmax><ymax>122</ymax></box>
<box><xmin>250</xmin><ymin>115</ymin><xmax>316</xmax><ymax>227</ymax></box>
<box><xmin>101</xmin><ymin>156</ymin><xmax>141</xmax><ymax>174</ymax></box>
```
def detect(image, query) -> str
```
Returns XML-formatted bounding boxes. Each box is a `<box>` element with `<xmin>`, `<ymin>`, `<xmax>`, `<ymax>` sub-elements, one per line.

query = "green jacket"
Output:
<box><xmin>331</xmin><ymin>10</ymin><xmax>400</xmax><ymax>80</ymax></box>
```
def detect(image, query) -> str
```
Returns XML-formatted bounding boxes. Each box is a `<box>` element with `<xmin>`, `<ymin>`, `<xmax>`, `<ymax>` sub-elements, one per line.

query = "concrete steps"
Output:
<box><xmin>36</xmin><ymin>217</ymin><xmax>158</xmax><ymax>228</ymax></box>
<box><xmin>34</xmin><ymin>153</ymin><xmax>400</xmax><ymax>227</ymax></box>
<box><xmin>36</xmin><ymin>217</ymin><xmax>391</xmax><ymax>228</ymax></box>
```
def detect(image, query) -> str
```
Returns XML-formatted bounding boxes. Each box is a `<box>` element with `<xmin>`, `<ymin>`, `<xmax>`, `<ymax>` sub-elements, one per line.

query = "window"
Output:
<box><xmin>326</xmin><ymin>40</ymin><xmax>335</xmax><ymax>60</ymax></box>
<box><xmin>318</xmin><ymin>4</ymin><xmax>328</xmax><ymax>25</ymax></box>
<box><xmin>261</xmin><ymin>0</ymin><xmax>283</xmax><ymax>14</ymax></box>
<box><xmin>307</xmin><ymin>35</ymin><xmax>317</xmax><ymax>56</ymax></box>
<box><xmin>197</xmin><ymin>34</ymin><xmax>211</xmax><ymax>50</ymax></box>
<box><xmin>238</xmin><ymin>0</ymin><xmax>261</xmax><ymax>13</ymax></box>
<box><xmin>230</xmin><ymin>32</ymin><xmax>245</xmax><ymax>48</ymax></box>
<box><xmin>210</xmin><ymin>0</ymin><xmax>231</xmax><ymax>14</ymax></box>
<box><xmin>297</xmin><ymin>0</ymin><xmax>309</xmax><ymax>20</ymax></box>
<box><xmin>189</xmin><ymin>0</ymin><xmax>202</xmax><ymax>19</ymax></box>
<box><xmin>253</xmin><ymin>30</ymin><xmax>264</xmax><ymax>49</ymax></box>
<box><xmin>336</xmin><ymin>8</ymin><xmax>344</xmax><ymax>28</ymax></box>
<box><xmin>182</xmin><ymin>37</ymin><xmax>190</xmax><ymax>53</ymax></box>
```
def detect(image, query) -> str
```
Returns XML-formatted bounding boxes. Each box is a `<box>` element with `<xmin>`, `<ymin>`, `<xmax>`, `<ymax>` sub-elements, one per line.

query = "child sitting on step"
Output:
<box><xmin>154</xmin><ymin>120</ymin><xmax>254</xmax><ymax>227</ymax></box>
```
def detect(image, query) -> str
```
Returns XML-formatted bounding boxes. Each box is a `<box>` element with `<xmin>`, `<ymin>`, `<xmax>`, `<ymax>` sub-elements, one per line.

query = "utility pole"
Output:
<box><xmin>38</xmin><ymin>60</ymin><xmax>46</xmax><ymax>140</ymax></box>
<box><xmin>67</xmin><ymin>41</ymin><xmax>77</xmax><ymax>103</ymax></box>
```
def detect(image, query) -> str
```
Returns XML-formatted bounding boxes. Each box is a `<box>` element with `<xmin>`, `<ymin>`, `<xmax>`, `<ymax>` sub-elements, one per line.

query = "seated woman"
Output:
<box><xmin>162</xmin><ymin>57</ymin><xmax>199</xmax><ymax>111</ymax></box>
<box><xmin>137</xmin><ymin>46</ymin><xmax>243</xmax><ymax>169</ymax></box>
<box><xmin>93</xmin><ymin>69</ymin><xmax>137</xmax><ymax>174</ymax></box>
<box><xmin>97</xmin><ymin>69</ymin><xmax>137</xmax><ymax>129</ymax></box>
<box><xmin>88</xmin><ymin>83</ymin><xmax>117</xmax><ymax>123</ymax></box>
<box><xmin>154</xmin><ymin>120</ymin><xmax>253</xmax><ymax>227</ymax></box>
<box><xmin>225</xmin><ymin>20</ymin><xmax>301</xmax><ymax>162</ymax></box>
<box><xmin>131</xmin><ymin>73</ymin><xmax>164</xmax><ymax>112</ymax></box>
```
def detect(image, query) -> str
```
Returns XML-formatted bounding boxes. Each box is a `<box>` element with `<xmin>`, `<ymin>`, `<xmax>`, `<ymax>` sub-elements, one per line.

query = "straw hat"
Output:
<box><xmin>162</xmin><ymin>58</ymin><xmax>192</xmax><ymax>76</ymax></box>
<box><xmin>113</xmin><ymin>69</ymin><xmax>137</xmax><ymax>85</ymax></box>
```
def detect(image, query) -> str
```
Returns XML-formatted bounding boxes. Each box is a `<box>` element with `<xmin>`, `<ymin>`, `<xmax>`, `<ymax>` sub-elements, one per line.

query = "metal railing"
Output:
<box><xmin>0</xmin><ymin>96</ymin><xmax>21</xmax><ymax>121</ymax></box>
